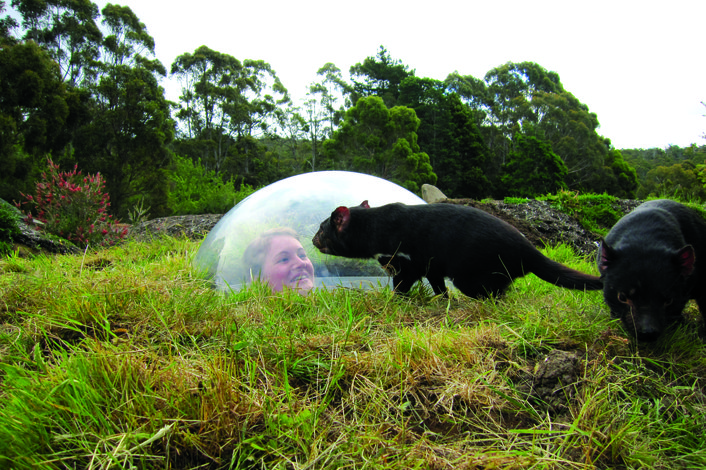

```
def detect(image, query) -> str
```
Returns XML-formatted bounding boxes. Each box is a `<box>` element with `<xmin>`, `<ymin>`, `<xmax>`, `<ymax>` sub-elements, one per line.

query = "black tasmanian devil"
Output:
<box><xmin>598</xmin><ymin>199</ymin><xmax>706</xmax><ymax>341</ymax></box>
<box><xmin>312</xmin><ymin>201</ymin><xmax>602</xmax><ymax>298</ymax></box>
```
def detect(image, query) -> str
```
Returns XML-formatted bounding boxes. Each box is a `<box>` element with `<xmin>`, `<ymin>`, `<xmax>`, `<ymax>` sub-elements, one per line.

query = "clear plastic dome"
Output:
<box><xmin>193</xmin><ymin>171</ymin><xmax>426</xmax><ymax>292</ymax></box>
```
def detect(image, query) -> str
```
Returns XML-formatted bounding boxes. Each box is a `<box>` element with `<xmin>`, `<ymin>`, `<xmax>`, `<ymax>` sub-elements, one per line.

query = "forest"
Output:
<box><xmin>2</xmin><ymin>0</ymin><xmax>706</xmax><ymax>221</ymax></box>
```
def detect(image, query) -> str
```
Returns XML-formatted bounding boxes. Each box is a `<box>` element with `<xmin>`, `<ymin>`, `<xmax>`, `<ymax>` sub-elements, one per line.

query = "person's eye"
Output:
<box><xmin>277</xmin><ymin>256</ymin><xmax>289</xmax><ymax>264</ymax></box>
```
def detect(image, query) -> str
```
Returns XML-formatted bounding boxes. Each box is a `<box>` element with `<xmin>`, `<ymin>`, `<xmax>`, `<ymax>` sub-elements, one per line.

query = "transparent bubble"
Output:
<box><xmin>193</xmin><ymin>171</ymin><xmax>426</xmax><ymax>292</ymax></box>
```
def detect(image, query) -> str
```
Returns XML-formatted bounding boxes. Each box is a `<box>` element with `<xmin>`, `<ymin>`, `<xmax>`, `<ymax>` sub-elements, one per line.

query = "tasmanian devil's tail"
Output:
<box><xmin>529</xmin><ymin>253</ymin><xmax>603</xmax><ymax>290</ymax></box>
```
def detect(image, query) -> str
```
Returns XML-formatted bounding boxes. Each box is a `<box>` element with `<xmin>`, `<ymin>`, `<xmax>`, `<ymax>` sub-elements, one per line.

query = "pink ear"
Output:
<box><xmin>678</xmin><ymin>245</ymin><xmax>696</xmax><ymax>277</ymax></box>
<box><xmin>332</xmin><ymin>206</ymin><xmax>350</xmax><ymax>233</ymax></box>
<box><xmin>360</xmin><ymin>200</ymin><xmax>370</xmax><ymax>209</ymax></box>
<box><xmin>597</xmin><ymin>240</ymin><xmax>614</xmax><ymax>273</ymax></box>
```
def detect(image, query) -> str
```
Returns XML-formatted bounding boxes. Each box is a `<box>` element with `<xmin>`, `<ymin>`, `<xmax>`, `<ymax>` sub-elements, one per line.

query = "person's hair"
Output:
<box><xmin>242</xmin><ymin>227</ymin><xmax>301</xmax><ymax>280</ymax></box>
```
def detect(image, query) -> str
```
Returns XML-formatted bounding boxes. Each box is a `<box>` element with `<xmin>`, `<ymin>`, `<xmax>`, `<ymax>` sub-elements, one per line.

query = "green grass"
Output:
<box><xmin>1</xmin><ymin>237</ymin><xmax>705</xmax><ymax>469</ymax></box>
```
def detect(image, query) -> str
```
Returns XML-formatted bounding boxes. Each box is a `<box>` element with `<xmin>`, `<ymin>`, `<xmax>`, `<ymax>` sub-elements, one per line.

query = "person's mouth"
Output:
<box><xmin>291</xmin><ymin>273</ymin><xmax>310</xmax><ymax>283</ymax></box>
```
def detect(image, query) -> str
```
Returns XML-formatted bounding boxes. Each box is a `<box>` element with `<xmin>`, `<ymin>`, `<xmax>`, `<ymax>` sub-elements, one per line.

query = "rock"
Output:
<box><xmin>14</xmin><ymin>220</ymin><xmax>81</xmax><ymax>255</ymax></box>
<box><xmin>441</xmin><ymin>198</ymin><xmax>624</xmax><ymax>257</ymax></box>
<box><xmin>127</xmin><ymin>214</ymin><xmax>223</xmax><ymax>241</ymax></box>
<box><xmin>9</xmin><ymin>198</ymin><xmax>643</xmax><ymax>257</ymax></box>
<box><xmin>422</xmin><ymin>184</ymin><xmax>448</xmax><ymax>203</ymax></box>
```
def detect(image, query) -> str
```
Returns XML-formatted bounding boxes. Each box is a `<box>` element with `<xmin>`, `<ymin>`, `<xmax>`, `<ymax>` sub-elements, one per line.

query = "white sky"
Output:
<box><xmin>13</xmin><ymin>0</ymin><xmax>706</xmax><ymax>149</ymax></box>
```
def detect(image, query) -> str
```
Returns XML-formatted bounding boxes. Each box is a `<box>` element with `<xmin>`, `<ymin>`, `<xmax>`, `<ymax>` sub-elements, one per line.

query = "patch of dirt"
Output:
<box><xmin>516</xmin><ymin>349</ymin><xmax>584</xmax><ymax>414</ymax></box>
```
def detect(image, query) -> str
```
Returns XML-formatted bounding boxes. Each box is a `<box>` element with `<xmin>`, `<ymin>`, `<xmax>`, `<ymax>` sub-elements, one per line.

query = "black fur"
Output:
<box><xmin>312</xmin><ymin>201</ymin><xmax>602</xmax><ymax>298</ymax></box>
<box><xmin>598</xmin><ymin>199</ymin><xmax>706</xmax><ymax>341</ymax></box>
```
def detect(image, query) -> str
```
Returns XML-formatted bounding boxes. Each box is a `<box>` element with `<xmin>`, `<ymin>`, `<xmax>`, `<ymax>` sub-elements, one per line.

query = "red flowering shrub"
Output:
<box><xmin>16</xmin><ymin>159</ymin><xmax>127</xmax><ymax>248</ymax></box>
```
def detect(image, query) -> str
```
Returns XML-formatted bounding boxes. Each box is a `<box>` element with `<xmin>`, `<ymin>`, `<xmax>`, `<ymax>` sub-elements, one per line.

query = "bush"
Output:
<box><xmin>168</xmin><ymin>155</ymin><xmax>255</xmax><ymax>215</ymax></box>
<box><xmin>503</xmin><ymin>196</ymin><xmax>530</xmax><ymax>204</ymax></box>
<box><xmin>542</xmin><ymin>191</ymin><xmax>621</xmax><ymax>235</ymax></box>
<box><xmin>16</xmin><ymin>159</ymin><xmax>127</xmax><ymax>248</ymax></box>
<box><xmin>0</xmin><ymin>199</ymin><xmax>22</xmax><ymax>255</ymax></box>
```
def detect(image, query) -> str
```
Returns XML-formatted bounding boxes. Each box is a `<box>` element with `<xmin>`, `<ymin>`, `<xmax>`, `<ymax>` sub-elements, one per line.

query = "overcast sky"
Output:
<box><xmin>30</xmin><ymin>1</ymin><xmax>706</xmax><ymax>149</ymax></box>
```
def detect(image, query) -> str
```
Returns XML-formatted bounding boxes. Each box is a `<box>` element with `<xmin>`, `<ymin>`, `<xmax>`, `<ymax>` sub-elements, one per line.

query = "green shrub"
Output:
<box><xmin>0</xmin><ymin>199</ymin><xmax>21</xmax><ymax>255</ymax></box>
<box><xmin>546</xmin><ymin>189</ymin><xmax>581</xmax><ymax>215</ymax></box>
<box><xmin>127</xmin><ymin>196</ymin><xmax>151</xmax><ymax>225</ymax></box>
<box><xmin>503</xmin><ymin>196</ymin><xmax>530</xmax><ymax>204</ymax></box>
<box><xmin>0</xmin><ymin>199</ymin><xmax>21</xmax><ymax>240</ymax></box>
<box><xmin>542</xmin><ymin>191</ymin><xmax>621</xmax><ymax>235</ymax></box>
<box><xmin>168</xmin><ymin>155</ymin><xmax>255</xmax><ymax>215</ymax></box>
<box><xmin>578</xmin><ymin>204</ymin><xmax>622</xmax><ymax>232</ymax></box>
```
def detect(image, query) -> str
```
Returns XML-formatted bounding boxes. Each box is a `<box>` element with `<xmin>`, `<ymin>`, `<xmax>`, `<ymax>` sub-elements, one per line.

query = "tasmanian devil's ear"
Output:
<box><xmin>332</xmin><ymin>206</ymin><xmax>350</xmax><ymax>233</ymax></box>
<box><xmin>677</xmin><ymin>245</ymin><xmax>696</xmax><ymax>277</ymax></box>
<box><xmin>360</xmin><ymin>200</ymin><xmax>370</xmax><ymax>209</ymax></box>
<box><xmin>597</xmin><ymin>239</ymin><xmax>615</xmax><ymax>273</ymax></box>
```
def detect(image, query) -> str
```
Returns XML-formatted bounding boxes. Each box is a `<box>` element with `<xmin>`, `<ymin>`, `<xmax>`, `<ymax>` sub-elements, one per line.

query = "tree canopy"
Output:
<box><xmin>0</xmin><ymin>40</ymin><xmax>69</xmax><ymax>200</ymax></box>
<box><xmin>322</xmin><ymin>96</ymin><xmax>436</xmax><ymax>192</ymax></box>
<box><xmin>170</xmin><ymin>45</ymin><xmax>288</xmax><ymax>185</ymax></box>
<box><xmin>349</xmin><ymin>46</ymin><xmax>414</xmax><ymax>108</ymax></box>
<box><xmin>3</xmin><ymin>0</ymin><xmax>702</xmax><ymax>224</ymax></box>
<box><xmin>501</xmin><ymin>126</ymin><xmax>568</xmax><ymax>197</ymax></box>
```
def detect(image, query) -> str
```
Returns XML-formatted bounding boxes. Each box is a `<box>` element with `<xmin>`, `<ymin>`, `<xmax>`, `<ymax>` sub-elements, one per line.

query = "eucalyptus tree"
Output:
<box><xmin>171</xmin><ymin>46</ymin><xmax>288</xmax><ymax>178</ymax></box>
<box><xmin>272</xmin><ymin>102</ymin><xmax>309</xmax><ymax>172</ymax></box>
<box><xmin>530</xmin><ymin>89</ymin><xmax>635</xmax><ymax>196</ymax></box>
<box><xmin>444</xmin><ymin>71</ymin><xmax>491</xmax><ymax>130</ymax></box>
<box><xmin>1</xmin><ymin>0</ymin><xmax>81</xmax><ymax>201</ymax></box>
<box><xmin>398</xmin><ymin>76</ymin><xmax>447</xmax><ymax>167</ymax></box>
<box><xmin>313</xmin><ymin>62</ymin><xmax>350</xmax><ymax>137</ymax></box>
<box><xmin>435</xmin><ymin>93</ymin><xmax>492</xmax><ymax>198</ymax></box>
<box><xmin>302</xmin><ymin>90</ymin><xmax>325</xmax><ymax>171</ymax></box>
<box><xmin>479</xmin><ymin>62</ymin><xmax>563</xmax><ymax>167</ymax></box>
<box><xmin>0</xmin><ymin>40</ymin><xmax>70</xmax><ymax>201</ymax></box>
<box><xmin>301</xmin><ymin>63</ymin><xmax>350</xmax><ymax>171</ymax></box>
<box><xmin>397</xmin><ymin>76</ymin><xmax>490</xmax><ymax>197</ymax></box>
<box><xmin>595</xmin><ymin>148</ymin><xmax>638</xmax><ymax>198</ymax></box>
<box><xmin>11</xmin><ymin>0</ymin><xmax>102</xmax><ymax>87</ymax></box>
<box><xmin>484</xmin><ymin>62</ymin><xmax>557</xmax><ymax>133</ymax></box>
<box><xmin>72</xmin><ymin>4</ymin><xmax>174</xmax><ymax>217</ymax></box>
<box><xmin>446</xmin><ymin>62</ymin><xmax>637</xmax><ymax>196</ymax></box>
<box><xmin>1</xmin><ymin>2</ymin><xmax>175</xmax><ymax>214</ymax></box>
<box><xmin>322</xmin><ymin>95</ymin><xmax>436</xmax><ymax>192</ymax></box>
<box><xmin>349</xmin><ymin>46</ymin><xmax>414</xmax><ymax>108</ymax></box>
<box><xmin>0</xmin><ymin>0</ymin><xmax>17</xmax><ymax>43</ymax></box>
<box><xmin>638</xmin><ymin>162</ymin><xmax>706</xmax><ymax>202</ymax></box>
<box><xmin>501</xmin><ymin>125</ymin><xmax>568</xmax><ymax>197</ymax></box>
<box><xmin>7</xmin><ymin>0</ymin><xmax>101</xmax><ymax>161</ymax></box>
<box><xmin>445</xmin><ymin>71</ymin><xmax>509</xmax><ymax>185</ymax></box>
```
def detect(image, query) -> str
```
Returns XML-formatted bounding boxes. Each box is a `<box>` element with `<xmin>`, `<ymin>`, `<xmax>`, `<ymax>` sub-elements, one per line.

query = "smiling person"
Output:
<box><xmin>243</xmin><ymin>228</ymin><xmax>315</xmax><ymax>293</ymax></box>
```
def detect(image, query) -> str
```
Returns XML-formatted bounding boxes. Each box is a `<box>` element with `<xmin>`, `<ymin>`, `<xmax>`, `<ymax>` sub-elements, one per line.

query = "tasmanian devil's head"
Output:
<box><xmin>312</xmin><ymin>201</ymin><xmax>370</xmax><ymax>255</ymax></box>
<box><xmin>597</xmin><ymin>241</ymin><xmax>696</xmax><ymax>342</ymax></box>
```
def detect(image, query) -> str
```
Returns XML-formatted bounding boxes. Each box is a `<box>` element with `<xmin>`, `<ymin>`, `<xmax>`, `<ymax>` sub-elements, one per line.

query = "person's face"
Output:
<box><xmin>261</xmin><ymin>235</ymin><xmax>315</xmax><ymax>293</ymax></box>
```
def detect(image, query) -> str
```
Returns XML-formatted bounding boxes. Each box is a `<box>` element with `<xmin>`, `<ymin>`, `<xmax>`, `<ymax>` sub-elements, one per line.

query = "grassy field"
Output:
<box><xmin>1</xmin><ymin>236</ymin><xmax>705</xmax><ymax>469</ymax></box>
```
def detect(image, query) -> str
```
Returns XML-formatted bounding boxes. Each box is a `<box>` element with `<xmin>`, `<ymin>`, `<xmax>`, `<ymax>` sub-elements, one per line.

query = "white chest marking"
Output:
<box><xmin>374</xmin><ymin>252</ymin><xmax>411</xmax><ymax>261</ymax></box>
